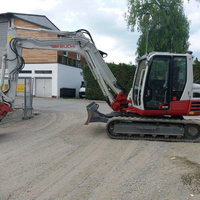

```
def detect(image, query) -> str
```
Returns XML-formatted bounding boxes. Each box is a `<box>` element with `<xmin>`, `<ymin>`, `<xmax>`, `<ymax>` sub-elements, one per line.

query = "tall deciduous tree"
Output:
<box><xmin>126</xmin><ymin>0</ymin><xmax>190</xmax><ymax>57</ymax></box>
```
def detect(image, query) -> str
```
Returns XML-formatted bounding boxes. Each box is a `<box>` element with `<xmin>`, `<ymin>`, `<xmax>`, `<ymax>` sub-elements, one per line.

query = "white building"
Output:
<box><xmin>18</xmin><ymin>63</ymin><xmax>83</xmax><ymax>97</ymax></box>
<box><xmin>0</xmin><ymin>12</ymin><xmax>85</xmax><ymax>98</ymax></box>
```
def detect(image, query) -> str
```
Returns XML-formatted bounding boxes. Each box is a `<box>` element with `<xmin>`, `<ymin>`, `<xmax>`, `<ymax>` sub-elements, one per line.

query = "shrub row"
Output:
<box><xmin>82</xmin><ymin>63</ymin><xmax>136</xmax><ymax>100</ymax></box>
<box><xmin>82</xmin><ymin>58</ymin><xmax>200</xmax><ymax>100</ymax></box>
<box><xmin>193</xmin><ymin>59</ymin><xmax>200</xmax><ymax>83</ymax></box>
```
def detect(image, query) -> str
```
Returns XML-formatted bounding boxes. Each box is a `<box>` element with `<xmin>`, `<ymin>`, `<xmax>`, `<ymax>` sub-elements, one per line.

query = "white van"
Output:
<box><xmin>79</xmin><ymin>81</ymin><xmax>86</xmax><ymax>98</ymax></box>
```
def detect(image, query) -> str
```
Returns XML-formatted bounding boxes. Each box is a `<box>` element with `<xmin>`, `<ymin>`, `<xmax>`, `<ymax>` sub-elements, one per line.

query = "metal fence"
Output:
<box><xmin>23</xmin><ymin>78</ymin><xmax>34</xmax><ymax>119</ymax></box>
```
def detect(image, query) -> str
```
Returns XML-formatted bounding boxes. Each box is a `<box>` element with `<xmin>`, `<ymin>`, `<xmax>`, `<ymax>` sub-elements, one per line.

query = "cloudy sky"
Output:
<box><xmin>0</xmin><ymin>0</ymin><xmax>199</xmax><ymax>64</ymax></box>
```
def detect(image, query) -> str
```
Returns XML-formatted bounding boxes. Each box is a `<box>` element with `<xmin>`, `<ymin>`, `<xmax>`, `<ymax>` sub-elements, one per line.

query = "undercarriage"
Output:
<box><xmin>86</xmin><ymin>102</ymin><xmax>200</xmax><ymax>142</ymax></box>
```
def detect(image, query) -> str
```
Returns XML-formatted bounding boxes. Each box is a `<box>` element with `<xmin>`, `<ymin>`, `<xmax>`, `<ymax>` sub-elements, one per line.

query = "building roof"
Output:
<box><xmin>0</xmin><ymin>12</ymin><xmax>59</xmax><ymax>30</ymax></box>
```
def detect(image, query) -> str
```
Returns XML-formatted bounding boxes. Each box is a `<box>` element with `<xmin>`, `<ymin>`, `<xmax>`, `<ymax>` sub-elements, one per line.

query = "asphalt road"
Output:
<box><xmin>0</xmin><ymin>97</ymin><xmax>200</xmax><ymax>200</ymax></box>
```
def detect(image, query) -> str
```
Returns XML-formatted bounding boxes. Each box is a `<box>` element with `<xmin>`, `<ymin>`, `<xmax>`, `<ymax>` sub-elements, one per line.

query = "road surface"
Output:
<box><xmin>0</xmin><ymin>97</ymin><xmax>200</xmax><ymax>200</ymax></box>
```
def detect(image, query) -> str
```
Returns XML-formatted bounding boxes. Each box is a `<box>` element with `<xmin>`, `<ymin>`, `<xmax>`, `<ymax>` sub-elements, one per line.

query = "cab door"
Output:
<box><xmin>144</xmin><ymin>56</ymin><xmax>171</xmax><ymax>110</ymax></box>
<box><xmin>171</xmin><ymin>56</ymin><xmax>187</xmax><ymax>101</ymax></box>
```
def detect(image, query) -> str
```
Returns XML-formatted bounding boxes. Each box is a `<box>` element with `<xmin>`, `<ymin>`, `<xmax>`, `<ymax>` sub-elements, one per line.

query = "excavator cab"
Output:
<box><xmin>132</xmin><ymin>53</ymin><xmax>191</xmax><ymax>116</ymax></box>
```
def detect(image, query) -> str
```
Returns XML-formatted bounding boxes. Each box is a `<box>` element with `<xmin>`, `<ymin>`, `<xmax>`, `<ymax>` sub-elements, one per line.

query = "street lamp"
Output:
<box><xmin>145</xmin><ymin>12</ymin><xmax>150</xmax><ymax>54</ymax></box>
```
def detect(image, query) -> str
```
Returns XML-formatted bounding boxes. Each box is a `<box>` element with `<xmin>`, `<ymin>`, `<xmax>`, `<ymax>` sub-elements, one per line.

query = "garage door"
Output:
<box><xmin>35</xmin><ymin>78</ymin><xmax>52</xmax><ymax>97</ymax></box>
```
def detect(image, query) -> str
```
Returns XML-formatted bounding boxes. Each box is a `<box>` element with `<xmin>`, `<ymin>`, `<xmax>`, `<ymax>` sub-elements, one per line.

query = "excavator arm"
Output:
<box><xmin>0</xmin><ymin>26</ymin><xmax>128</xmax><ymax>120</ymax></box>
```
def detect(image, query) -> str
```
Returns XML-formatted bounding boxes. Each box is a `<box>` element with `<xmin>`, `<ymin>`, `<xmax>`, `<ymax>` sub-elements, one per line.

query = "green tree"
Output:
<box><xmin>126</xmin><ymin>0</ymin><xmax>190</xmax><ymax>57</ymax></box>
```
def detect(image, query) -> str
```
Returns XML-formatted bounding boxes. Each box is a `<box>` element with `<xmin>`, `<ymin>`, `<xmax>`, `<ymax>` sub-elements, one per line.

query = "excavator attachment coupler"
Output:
<box><xmin>85</xmin><ymin>102</ymin><xmax>109</xmax><ymax>125</ymax></box>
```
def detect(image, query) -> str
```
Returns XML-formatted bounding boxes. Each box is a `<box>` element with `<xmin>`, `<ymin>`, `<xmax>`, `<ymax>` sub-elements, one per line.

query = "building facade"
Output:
<box><xmin>0</xmin><ymin>12</ymin><xmax>86</xmax><ymax>97</ymax></box>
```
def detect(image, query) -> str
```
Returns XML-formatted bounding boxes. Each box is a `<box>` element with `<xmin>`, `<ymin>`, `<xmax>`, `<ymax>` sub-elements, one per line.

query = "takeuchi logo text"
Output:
<box><xmin>51</xmin><ymin>45</ymin><xmax>76</xmax><ymax>48</ymax></box>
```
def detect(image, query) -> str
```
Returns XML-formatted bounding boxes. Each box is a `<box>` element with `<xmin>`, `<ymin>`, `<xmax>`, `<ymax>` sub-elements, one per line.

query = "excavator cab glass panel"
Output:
<box><xmin>144</xmin><ymin>56</ymin><xmax>170</xmax><ymax>110</ymax></box>
<box><xmin>133</xmin><ymin>59</ymin><xmax>146</xmax><ymax>106</ymax></box>
<box><xmin>171</xmin><ymin>56</ymin><xmax>187</xmax><ymax>100</ymax></box>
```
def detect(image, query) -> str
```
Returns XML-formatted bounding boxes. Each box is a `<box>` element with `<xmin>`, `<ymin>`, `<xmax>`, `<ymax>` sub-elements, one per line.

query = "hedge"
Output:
<box><xmin>82</xmin><ymin>58</ymin><xmax>200</xmax><ymax>100</ymax></box>
<box><xmin>82</xmin><ymin>63</ymin><xmax>136</xmax><ymax>100</ymax></box>
<box><xmin>193</xmin><ymin>59</ymin><xmax>200</xmax><ymax>83</ymax></box>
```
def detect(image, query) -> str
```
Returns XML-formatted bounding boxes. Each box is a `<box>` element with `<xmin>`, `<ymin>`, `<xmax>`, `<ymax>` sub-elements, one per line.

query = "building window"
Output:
<box><xmin>77</xmin><ymin>53</ymin><xmax>80</xmax><ymax>61</ymax></box>
<box><xmin>57</xmin><ymin>55</ymin><xmax>87</xmax><ymax>68</ymax></box>
<box><xmin>64</xmin><ymin>51</ymin><xmax>68</xmax><ymax>57</ymax></box>
<box><xmin>35</xmin><ymin>70</ymin><xmax>52</xmax><ymax>74</ymax></box>
<box><xmin>19</xmin><ymin>70</ymin><xmax>32</xmax><ymax>74</ymax></box>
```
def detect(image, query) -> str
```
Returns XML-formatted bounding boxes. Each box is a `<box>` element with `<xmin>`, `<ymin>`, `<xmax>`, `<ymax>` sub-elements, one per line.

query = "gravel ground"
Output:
<box><xmin>0</xmin><ymin>97</ymin><xmax>200</xmax><ymax>200</ymax></box>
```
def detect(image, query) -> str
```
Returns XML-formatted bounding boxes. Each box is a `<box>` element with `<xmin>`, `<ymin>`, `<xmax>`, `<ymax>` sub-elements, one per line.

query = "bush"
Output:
<box><xmin>82</xmin><ymin>63</ymin><xmax>136</xmax><ymax>100</ymax></box>
<box><xmin>82</xmin><ymin>57</ymin><xmax>200</xmax><ymax>100</ymax></box>
<box><xmin>193</xmin><ymin>59</ymin><xmax>200</xmax><ymax>83</ymax></box>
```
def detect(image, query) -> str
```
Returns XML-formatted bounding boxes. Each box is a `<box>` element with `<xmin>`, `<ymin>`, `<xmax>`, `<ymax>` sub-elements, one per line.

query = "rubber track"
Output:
<box><xmin>106</xmin><ymin>117</ymin><xmax>200</xmax><ymax>142</ymax></box>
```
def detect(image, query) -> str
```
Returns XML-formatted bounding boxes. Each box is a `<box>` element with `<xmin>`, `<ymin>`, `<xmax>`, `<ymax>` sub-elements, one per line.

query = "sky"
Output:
<box><xmin>0</xmin><ymin>0</ymin><xmax>200</xmax><ymax>64</ymax></box>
